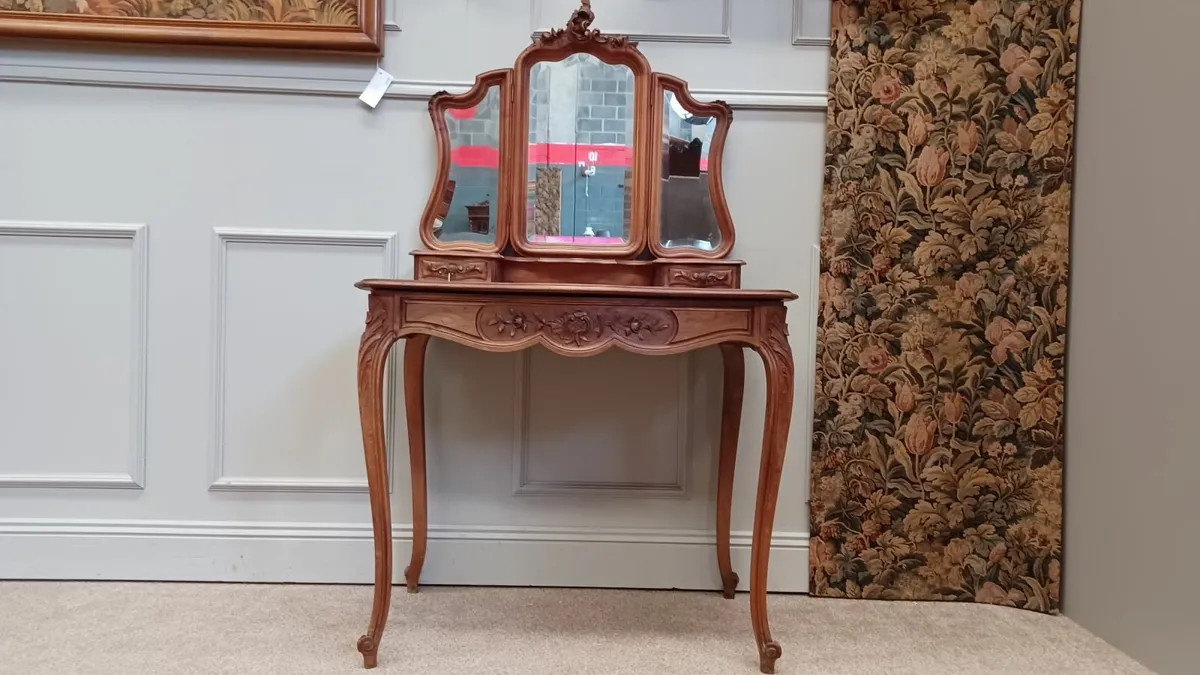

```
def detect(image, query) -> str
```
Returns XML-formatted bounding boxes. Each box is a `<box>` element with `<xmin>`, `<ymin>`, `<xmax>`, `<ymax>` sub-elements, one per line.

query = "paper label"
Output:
<box><xmin>359</xmin><ymin>67</ymin><xmax>394</xmax><ymax>108</ymax></box>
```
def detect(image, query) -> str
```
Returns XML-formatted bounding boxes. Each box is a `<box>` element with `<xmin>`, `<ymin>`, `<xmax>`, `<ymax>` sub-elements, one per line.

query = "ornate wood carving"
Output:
<box><xmin>508</xmin><ymin>2</ymin><xmax>653</xmax><ymax>259</ymax></box>
<box><xmin>670</xmin><ymin>269</ymin><xmax>733</xmax><ymax>288</ymax></box>
<box><xmin>534</xmin><ymin>0</ymin><xmax>629</xmax><ymax>49</ymax></box>
<box><xmin>478</xmin><ymin>306</ymin><xmax>677</xmax><ymax>349</ymax></box>
<box><xmin>354</xmin><ymin>281</ymin><xmax>796</xmax><ymax>672</ymax></box>
<box><xmin>748</xmin><ymin>304</ymin><xmax>793</xmax><ymax>675</ymax></box>
<box><xmin>360</xmin><ymin>3</ymin><xmax>796</xmax><ymax>673</ymax></box>
<box><xmin>419</xmin><ymin>259</ymin><xmax>489</xmax><ymax>282</ymax></box>
<box><xmin>354</xmin><ymin>292</ymin><xmax>400</xmax><ymax>670</ymax></box>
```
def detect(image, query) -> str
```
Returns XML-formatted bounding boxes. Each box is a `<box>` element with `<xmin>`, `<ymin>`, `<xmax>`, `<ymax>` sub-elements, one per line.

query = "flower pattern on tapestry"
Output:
<box><xmin>810</xmin><ymin>0</ymin><xmax>1078</xmax><ymax>613</ymax></box>
<box><xmin>0</xmin><ymin>0</ymin><xmax>357</xmax><ymax>25</ymax></box>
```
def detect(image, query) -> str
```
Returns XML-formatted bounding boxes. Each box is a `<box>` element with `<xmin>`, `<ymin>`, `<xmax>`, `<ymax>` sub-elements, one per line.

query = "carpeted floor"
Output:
<box><xmin>0</xmin><ymin>582</ymin><xmax>1152</xmax><ymax>675</ymax></box>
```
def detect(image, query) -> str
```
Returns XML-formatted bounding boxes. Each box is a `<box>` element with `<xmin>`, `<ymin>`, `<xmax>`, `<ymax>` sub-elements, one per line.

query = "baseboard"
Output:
<box><xmin>0</xmin><ymin>519</ymin><xmax>810</xmax><ymax>593</ymax></box>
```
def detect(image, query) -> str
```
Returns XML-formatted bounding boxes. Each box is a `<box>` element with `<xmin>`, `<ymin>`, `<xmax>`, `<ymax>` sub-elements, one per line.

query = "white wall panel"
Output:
<box><xmin>535</xmin><ymin>0</ymin><xmax>731</xmax><ymax>43</ymax></box>
<box><xmin>0</xmin><ymin>222</ymin><xmax>147</xmax><ymax>489</ymax></box>
<box><xmin>210</xmin><ymin>229</ymin><xmax>398</xmax><ymax>493</ymax></box>
<box><xmin>0</xmin><ymin>0</ymin><xmax>826</xmax><ymax>590</ymax></box>
<box><xmin>793</xmin><ymin>0</ymin><xmax>833</xmax><ymax>45</ymax></box>
<box><xmin>516</xmin><ymin>351</ymin><xmax>691</xmax><ymax>497</ymax></box>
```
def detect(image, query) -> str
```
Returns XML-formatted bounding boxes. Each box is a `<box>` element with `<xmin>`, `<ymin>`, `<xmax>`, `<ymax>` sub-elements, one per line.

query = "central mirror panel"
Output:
<box><xmin>525</xmin><ymin>54</ymin><xmax>635</xmax><ymax>246</ymax></box>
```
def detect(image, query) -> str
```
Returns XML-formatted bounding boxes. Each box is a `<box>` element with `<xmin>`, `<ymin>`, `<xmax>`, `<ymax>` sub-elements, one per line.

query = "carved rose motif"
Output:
<box><xmin>612</xmin><ymin>314</ymin><xmax>671</xmax><ymax>339</ymax></box>
<box><xmin>477</xmin><ymin>306</ymin><xmax>677</xmax><ymax>349</ymax></box>
<box><xmin>422</xmin><ymin>260</ymin><xmax>485</xmax><ymax>281</ymax></box>
<box><xmin>670</xmin><ymin>269</ymin><xmax>732</xmax><ymax>288</ymax></box>
<box><xmin>487</xmin><ymin>309</ymin><xmax>533</xmax><ymax>337</ymax></box>
<box><xmin>543</xmin><ymin>310</ymin><xmax>601</xmax><ymax>346</ymax></box>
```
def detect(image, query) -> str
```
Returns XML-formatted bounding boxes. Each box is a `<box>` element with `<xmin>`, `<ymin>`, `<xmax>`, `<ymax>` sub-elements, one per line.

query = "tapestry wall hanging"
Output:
<box><xmin>0</xmin><ymin>0</ymin><xmax>381</xmax><ymax>52</ymax></box>
<box><xmin>810</xmin><ymin>0</ymin><xmax>1078</xmax><ymax>613</ymax></box>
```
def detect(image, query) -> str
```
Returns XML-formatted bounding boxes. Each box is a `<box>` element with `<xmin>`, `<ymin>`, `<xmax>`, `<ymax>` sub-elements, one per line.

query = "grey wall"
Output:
<box><xmin>1064</xmin><ymin>2</ymin><xmax>1200</xmax><ymax>674</ymax></box>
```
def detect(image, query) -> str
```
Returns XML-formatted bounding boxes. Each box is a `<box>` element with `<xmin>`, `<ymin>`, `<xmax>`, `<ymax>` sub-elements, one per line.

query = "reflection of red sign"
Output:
<box><xmin>448</xmin><ymin>105</ymin><xmax>478</xmax><ymax>121</ymax></box>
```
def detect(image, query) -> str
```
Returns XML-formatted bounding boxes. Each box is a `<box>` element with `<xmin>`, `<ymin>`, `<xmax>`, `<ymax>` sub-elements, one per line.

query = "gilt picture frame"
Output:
<box><xmin>0</xmin><ymin>0</ymin><xmax>382</xmax><ymax>53</ymax></box>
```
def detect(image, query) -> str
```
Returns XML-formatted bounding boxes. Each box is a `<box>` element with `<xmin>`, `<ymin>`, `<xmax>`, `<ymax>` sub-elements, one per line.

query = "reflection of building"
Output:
<box><xmin>660</xmin><ymin>93</ymin><xmax>718</xmax><ymax>249</ymax></box>
<box><xmin>441</xmin><ymin>88</ymin><xmax>503</xmax><ymax>243</ymax></box>
<box><xmin>527</xmin><ymin>55</ymin><xmax>635</xmax><ymax>241</ymax></box>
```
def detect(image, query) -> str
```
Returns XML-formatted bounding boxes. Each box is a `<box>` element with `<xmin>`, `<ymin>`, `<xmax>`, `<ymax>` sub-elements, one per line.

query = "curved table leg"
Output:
<box><xmin>356</xmin><ymin>309</ymin><xmax>400</xmax><ymax>669</ymax></box>
<box><xmin>716</xmin><ymin>343</ymin><xmax>745</xmax><ymax>599</ymax></box>
<box><xmin>749</xmin><ymin>309</ymin><xmax>794</xmax><ymax>674</ymax></box>
<box><xmin>403</xmin><ymin>334</ymin><xmax>431</xmax><ymax>594</ymax></box>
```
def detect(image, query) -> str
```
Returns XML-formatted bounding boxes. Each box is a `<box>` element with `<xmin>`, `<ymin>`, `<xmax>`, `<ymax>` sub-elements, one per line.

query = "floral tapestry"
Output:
<box><xmin>809</xmin><ymin>0</ymin><xmax>1078</xmax><ymax>613</ymax></box>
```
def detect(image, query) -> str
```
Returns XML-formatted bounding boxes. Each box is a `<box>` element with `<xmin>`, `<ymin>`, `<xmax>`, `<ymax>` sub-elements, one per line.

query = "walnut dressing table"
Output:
<box><xmin>353</xmin><ymin>4</ymin><xmax>798</xmax><ymax>673</ymax></box>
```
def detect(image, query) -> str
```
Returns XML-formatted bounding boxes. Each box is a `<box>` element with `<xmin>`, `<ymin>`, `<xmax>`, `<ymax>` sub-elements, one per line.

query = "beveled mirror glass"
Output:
<box><xmin>659</xmin><ymin>90</ymin><xmax>718</xmax><ymax>251</ymax></box>
<box><xmin>434</xmin><ymin>83</ymin><xmax>503</xmax><ymax>246</ymax></box>
<box><xmin>525</xmin><ymin>54</ymin><xmax>635</xmax><ymax>246</ymax></box>
<box><xmin>651</xmin><ymin>75</ymin><xmax>734</xmax><ymax>259</ymax></box>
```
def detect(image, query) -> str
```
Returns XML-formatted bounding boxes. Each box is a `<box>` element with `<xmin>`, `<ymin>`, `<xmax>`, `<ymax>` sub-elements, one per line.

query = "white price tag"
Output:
<box><xmin>358</xmin><ymin>67</ymin><xmax>394</xmax><ymax>109</ymax></box>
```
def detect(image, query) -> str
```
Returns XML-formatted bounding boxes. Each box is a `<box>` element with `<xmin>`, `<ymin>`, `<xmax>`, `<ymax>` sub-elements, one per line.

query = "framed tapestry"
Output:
<box><xmin>0</xmin><ymin>0</ymin><xmax>382</xmax><ymax>53</ymax></box>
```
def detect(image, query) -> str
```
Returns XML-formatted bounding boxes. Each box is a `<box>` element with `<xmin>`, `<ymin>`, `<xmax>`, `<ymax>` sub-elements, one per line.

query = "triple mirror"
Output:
<box><xmin>417</xmin><ymin>1</ymin><xmax>739</xmax><ymax>286</ymax></box>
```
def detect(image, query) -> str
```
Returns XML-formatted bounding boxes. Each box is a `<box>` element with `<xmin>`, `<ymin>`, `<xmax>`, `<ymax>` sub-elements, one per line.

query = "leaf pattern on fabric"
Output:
<box><xmin>810</xmin><ymin>0</ymin><xmax>1078</xmax><ymax>614</ymax></box>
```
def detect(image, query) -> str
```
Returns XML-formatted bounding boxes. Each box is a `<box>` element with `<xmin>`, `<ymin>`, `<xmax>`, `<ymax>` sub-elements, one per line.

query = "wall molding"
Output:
<box><xmin>384</xmin><ymin>0</ymin><xmax>400</xmax><ymax>31</ymax></box>
<box><xmin>0</xmin><ymin>62</ymin><xmax>828</xmax><ymax>111</ymax></box>
<box><xmin>0</xmin><ymin>517</ymin><xmax>809</xmax><ymax>591</ymax></box>
<box><xmin>209</xmin><ymin>227</ymin><xmax>400</xmax><ymax>494</ymax></box>
<box><xmin>511</xmin><ymin>352</ymin><xmax>693</xmax><ymax>498</ymax></box>
<box><xmin>0</xmin><ymin>221</ymin><xmax>148</xmax><ymax>490</ymax></box>
<box><xmin>792</xmin><ymin>0</ymin><xmax>832</xmax><ymax>47</ymax></box>
<box><xmin>530</xmin><ymin>0</ymin><xmax>732</xmax><ymax>44</ymax></box>
<box><xmin>0</xmin><ymin>518</ymin><xmax>809</xmax><ymax>547</ymax></box>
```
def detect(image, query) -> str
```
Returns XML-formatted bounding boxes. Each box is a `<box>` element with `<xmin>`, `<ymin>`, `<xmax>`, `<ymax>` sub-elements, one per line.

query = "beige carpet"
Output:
<box><xmin>0</xmin><ymin>582</ymin><xmax>1152</xmax><ymax>675</ymax></box>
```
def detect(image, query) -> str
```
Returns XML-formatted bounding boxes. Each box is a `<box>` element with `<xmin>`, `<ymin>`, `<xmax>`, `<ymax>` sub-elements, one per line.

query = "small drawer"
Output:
<box><xmin>656</xmin><ymin>264</ymin><xmax>740</xmax><ymax>289</ymax></box>
<box><xmin>415</xmin><ymin>256</ymin><xmax>495</xmax><ymax>282</ymax></box>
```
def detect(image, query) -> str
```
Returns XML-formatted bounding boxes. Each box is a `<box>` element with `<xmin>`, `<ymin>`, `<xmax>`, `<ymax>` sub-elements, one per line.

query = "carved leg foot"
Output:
<box><xmin>356</xmin><ymin>296</ymin><xmax>400</xmax><ymax>670</ymax></box>
<box><xmin>357</xmin><ymin>635</ymin><xmax>379</xmax><ymax>669</ymax></box>
<box><xmin>404</xmin><ymin>334</ymin><xmax>431</xmax><ymax>596</ymax></box>
<box><xmin>749</xmin><ymin>308</ymin><xmax>793</xmax><ymax>675</ymax></box>
<box><xmin>717</xmin><ymin>343</ymin><xmax>744</xmax><ymax>600</ymax></box>
<box><xmin>721</xmin><ymin>571</ymin><xmax>740</xmax><ymax>600</ymax></box>
<box><xmin>758</xmin><ymin>641</ymin><xmax>783</xmax><ymax>674</ymax></box>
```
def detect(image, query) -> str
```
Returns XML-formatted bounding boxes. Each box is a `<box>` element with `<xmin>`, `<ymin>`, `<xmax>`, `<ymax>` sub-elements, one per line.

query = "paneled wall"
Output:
<box><xmin>0</xmin><ymin>0</ymin><xmax>830</xmax><ymax>591</ymax></box>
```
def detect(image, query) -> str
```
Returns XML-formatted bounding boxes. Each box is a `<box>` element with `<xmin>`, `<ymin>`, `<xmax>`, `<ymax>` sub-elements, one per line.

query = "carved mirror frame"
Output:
<box><xmin>507</xmin><ymin>3</ymin><xmax>652</xmax><ymax>259</ymax></box>
<box><xmin>649</xmin><ymin>73</ymin><xmax>736</xmax><ymax>259</ymax></box>
<box><xmin>418</xmin><ymin>69</ymin><xmax>513</xmax><ymax>254</ymax></box>
<box><xmin>414</xmin><ymin>1</ymin><xmax>740</xmax><ymax>286</ymax></box>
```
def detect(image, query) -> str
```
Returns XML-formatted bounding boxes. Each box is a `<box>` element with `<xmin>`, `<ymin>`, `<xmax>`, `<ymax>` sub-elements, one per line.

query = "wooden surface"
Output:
<box><xmin>355</xmin><ymin>278</ymin><xmax>795</xmax><ymax>302</ymax></box>
<box><xmin>354</xmin><ymin>281</ymin><xmax>796</xmax><ymax>673</ymax></box>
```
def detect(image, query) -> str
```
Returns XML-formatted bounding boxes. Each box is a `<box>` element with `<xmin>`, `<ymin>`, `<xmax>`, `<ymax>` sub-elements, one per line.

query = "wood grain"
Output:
<box><xmin>747</xmin><ymin>305</ymin><xmax>793</xmax><ymax>675</ymax></box>
<box><xmin>355</xmin><ymin>293</ymin><xmax>399</xmax><ymax>669</ymax></box>
<box><xmin>402</xmin><ymin>334</ymin><xmax>431</xmax><ymax>594</ymax></box>
<box><xmin>716</xmin><ymin>343</ymin><xmax>744</xmax><ymax>599</ymax></box>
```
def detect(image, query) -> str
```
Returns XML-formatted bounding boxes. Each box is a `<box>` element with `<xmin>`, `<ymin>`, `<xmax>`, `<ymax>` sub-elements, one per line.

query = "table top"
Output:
<box><xmin>355</xmin><ymin>279</ymin><xmax>798</xmax><ymax>302</ymax></box>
